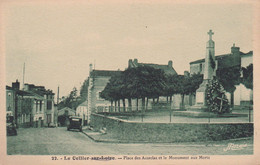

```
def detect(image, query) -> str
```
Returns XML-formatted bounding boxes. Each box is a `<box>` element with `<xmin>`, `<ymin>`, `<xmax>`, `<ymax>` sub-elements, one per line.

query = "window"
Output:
<box><xmin>40</xmin><ymin>101</ymin><xmax>42</xmax><ymax>111</ymax></box>
<box><xmin>35</xmin><ymin>100</ymin><xmax>38</xmax><ymax>113</ymax></box>
<box><xmin>97</xmin><ymin>91</ymin><xmax>104</xmax><ymax>100</ymax></box>
<box><xmin>47</xmin><ymin>100</ymin><xmax>52</xmax><ymax>110</ymax></box>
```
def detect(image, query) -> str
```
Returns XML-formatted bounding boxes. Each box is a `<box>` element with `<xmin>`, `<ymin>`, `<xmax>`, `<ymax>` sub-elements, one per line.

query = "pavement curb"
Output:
<box><xmin>81</xmin><ymin>130</ymin><xmax>253</xmax><ymax>145</ymax></box>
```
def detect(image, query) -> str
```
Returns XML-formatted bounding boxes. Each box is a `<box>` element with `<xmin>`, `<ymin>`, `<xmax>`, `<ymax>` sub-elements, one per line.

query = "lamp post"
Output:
<box><xmin>248</xmin><ymin>106</ymin><xmax>251</xmax><ymax>123</ymax></box>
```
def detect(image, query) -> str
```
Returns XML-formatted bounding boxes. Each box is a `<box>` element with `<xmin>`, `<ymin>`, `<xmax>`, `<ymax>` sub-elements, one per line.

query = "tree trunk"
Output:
<box><xmin>118</xmin><ymin>100</ymin><xmax>121</xmax><ymax>112</ymax></box>
<box><xmin>142</xmin><ymin>97</ymin><xmax>145</xmax><ymax>112</ymax></box>
<box><xmin>114</xmin><ymin>101</ymin><xmax>117</xmax><ymax>112</ymax></box>
<box><xmin>136</xmin><ymin>98</ymin><xmax>139</xmax><ymax>111</ymax></box>
<box><xmin>128</xmin><ymin>98</ymin><xmax>132</xmax><ymax>111</ymax></box>
<box><xmin>189</xmin><ymin>94</ymin><xmax>192</xmax><ymax>106</ymax></box>
<box><xmin>231</xmin><ymin>92</ymin><xmax>234</xmax><ymax>108</ymax></box>
<box><xmin>110</xmin><ymin>101</ymin><xmax>113</xmax><ymax>112</ymax></box>
<box><xmin>170</xmin><ymin>95</ymin><xmax>173</xmax><ymax>109</ymax></box>
<box><xmin>157</xmin><ymin>97</ymin><xmax>159</xmax><ymax>103</ymax></box>
<box><xmin>122</xmin><ymin>99</ymin><xmax>126</xmax><ymax>112</ymax></box>
<box><xmin>181</xmin><ymin>94</ymin><xmax>185</xmax><ymax>110</ymax></box>
<box><xmin>167</xmin><ymin>96</ymin><xmax>169</xmax><ymax>103</ymax></box>
<box><xmin>146</xmin><ymin>97</ymin><xmax>149</xmax><ymax>110</ymax></box>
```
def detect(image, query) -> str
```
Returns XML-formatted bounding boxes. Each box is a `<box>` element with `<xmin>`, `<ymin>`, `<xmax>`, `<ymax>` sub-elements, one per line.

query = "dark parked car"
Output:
<box><xmin>6</xmin><ymin>115</ymin><xmax>17</xmax><ymax>136</ymax></box>
<box><xmin>67</xmin><ymin>116</ymin><xmax>82</xmax><ymax>132</ymax></box>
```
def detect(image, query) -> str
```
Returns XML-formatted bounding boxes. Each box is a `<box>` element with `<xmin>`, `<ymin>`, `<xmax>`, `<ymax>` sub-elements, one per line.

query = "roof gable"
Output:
<box><xmin>78</xmin><ymin>101</ymin><xmax>88</xmax><ymax>107</ymax></box>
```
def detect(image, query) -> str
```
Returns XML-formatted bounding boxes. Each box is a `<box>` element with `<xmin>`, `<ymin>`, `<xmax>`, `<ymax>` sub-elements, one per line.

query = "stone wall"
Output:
<box><xmin>90</xmin><ymin>113</ymin><xmax>253</xmax><ymax>142</ymax></box>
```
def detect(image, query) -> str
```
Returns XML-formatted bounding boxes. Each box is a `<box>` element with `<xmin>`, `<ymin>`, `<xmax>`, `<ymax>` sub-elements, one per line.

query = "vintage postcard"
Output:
<box><xmin>0</xmin><ymin>0</ymin><xmax>259</xmax><ymax>164</ymax></box>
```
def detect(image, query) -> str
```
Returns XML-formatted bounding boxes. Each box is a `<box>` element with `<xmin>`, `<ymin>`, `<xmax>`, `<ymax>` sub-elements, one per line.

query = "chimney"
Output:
<box><xmin>231</xmin><ymin>43</ymin><xmax>241</xmax><ymax>65</ymax></box>
<box><xmin>184</xmin><ymin>71</ymin><xmax>190</xmax><ymax>77</ymax></box>
<box><xmin>128</xmin><ymin>59</ymin><xmax>133</xmax><ymax>68</ymax></box>
<box><xmin>168</xmin><ymin>60</ymin><xmax>173</xmax><ymax>67</ymax></box>
<box><xmin>12</xmin><ymin>79</ymin><xmax>20</xmax><ymax>90</ymax></box>
<box><xmin>89</xmin><ymin>64</ymin><xmax>93</xmax><ymax>74</ymax></box>
<box><xmin>231</xmin><ymin>43</ymin><xmax>240</xmax><ymax>55</ymax></box>
<box><xmin>133</xmin><ymin>58</ymin><xmax>138</xmax><ymax>64</ymax></box>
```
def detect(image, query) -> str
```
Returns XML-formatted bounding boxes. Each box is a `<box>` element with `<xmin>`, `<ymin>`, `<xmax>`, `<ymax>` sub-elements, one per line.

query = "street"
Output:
<box><xmin>7</xmin><ymin>127</ymin><xmax>253</xmax><ymax>155</ymax></box>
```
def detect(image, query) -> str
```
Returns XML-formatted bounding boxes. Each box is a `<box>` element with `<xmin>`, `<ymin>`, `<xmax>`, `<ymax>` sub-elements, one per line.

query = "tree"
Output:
<box><xmin>165</xmin><ymin>74</ymin><xmax>180</xmax><ymax>106</ymax></box>
<box><xmin>58</xmin><ymin>87</ymin><xmax>81</xmax><ymax>110</ymax></box>
<box><xmin>101</xmin><ymin>66</ymin><xmax>167</xmax><ymax>112</ymax></box>
<box><xmin>241</xmin><ymin>64</ymin><xmax>253</xmax><ymax>90</ymax></box>
<box><xmin>100</xmin><ymin>72</ymin><xmax>123</xmax><ymax>112</ymax></box>
<box><xmin>167</xmin><ymin>73</ymin><xmax>203</xmax><ymax>108</ymax></box>
<box><xmin>123</xmin><ymin>66</ymin><xmax>167</xmax><ymax>111</ymax></box>
<box><xmin>216</xmin><ymin>65</ymin><xmax>241</xmax><ymax>107</ymax></box>
<box><xmin>79</xmin><ymin>78</ymin><xmax>89</xmax><ymax>103</ymax></box>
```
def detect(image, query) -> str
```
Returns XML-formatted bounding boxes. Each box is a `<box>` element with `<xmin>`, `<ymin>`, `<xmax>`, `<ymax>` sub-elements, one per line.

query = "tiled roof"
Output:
<box><xmin>128</xmin><ymin>59</ymin><xmax>177</xmax><ymax>75</ymax></box>
<box><xmin>24</xmin><ymin>83</ymin><xmax>54</xmax><ymax>96</ymax></box>
<box><xmin>6</xmin><ymin>86</ymin><xmax>13</xmax><ymax>90</ymax></box>
<box><xmin>241</xmin><ymin>51</ymin><xmax>253</xmax><ymax>57</ymax></box>
<box><xmin>58</xmin><ymin>107</ymin><xmax>76</xmax><ymax>116</ymax></box>
<box><xmin>78</xmin><ymin>101</ymin><xmax>88</xmax><ymax>106</ymax></box>
<box><xmin>190</xmin><ymin>51</ymin><xmax>253</xmax><ymax>65</ymax></box>
<box><xmin>190</xmin><ymin>53</ymin><xmax>231</xmax><ymax>64</ymax></box>
<box><xmin>137</xmin><ymin>63</ymin><xmax>177</xmax><ymax>75</ymax></box>
<box><xmin>16</xmin><ymin>90</ymin><xmax>44</xmax><ymax>99</ymax></box>
<box><xmin>90</xmin><ymin>70</ymin><xmax>122</xmax><ymax>77</ymax></box>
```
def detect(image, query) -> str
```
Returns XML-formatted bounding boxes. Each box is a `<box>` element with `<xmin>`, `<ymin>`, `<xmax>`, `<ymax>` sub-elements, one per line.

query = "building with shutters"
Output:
<box><xmin>189</xmin><ymin>44</ymin><xmax>253</xmax><ymax>106</ymax></box>
<box><xmin>6</xmin><ymin>80</ymin><xmax>56</xmax><ymax>128</ymax></box>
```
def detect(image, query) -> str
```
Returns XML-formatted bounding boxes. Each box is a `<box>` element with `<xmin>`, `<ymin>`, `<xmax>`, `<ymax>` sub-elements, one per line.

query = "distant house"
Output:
<box><xmin>6</xmin><ymin>86</ymin><xmax>16</xmax><ymax>116</ymax></box>
<box><xmin>23</xmin><ymin>83</ymin><xmax>56</xmax><ymax>127</ymax></box>
<box><xmin>87</xmin><ymin>64</ymin><xmax>121</xmax><ymax>123</ymax></box>
<box><xmin>76</xmin><ymin>101</ymin><xmax>88</xmax><ymax>125</ymax></box>
<box><xmin>58</xmin><ymin>107</ymin><xmax>76</xmax><ymax>126</ymax></box>
<box><xmin>128</xmin><ymin>59</ymin><xmax>186</xmax><ymax>109</ymax></box>
<box><xmin>189</xmin><ymin>44</ymin><xmax>253</xmax><ymax>106</ymax></box>
<box><xmin>58</xmin><ymin>107</ymin><xmax>76</xmax><ymax>116</ymax></box>
<box><xmin>128</xmin><ymin>59</ymin><xmax>177</xmax><ymax>75</ymax></box>
<box><xmin>6</xmin><ymin>80</ymin><xmax>56</xmax><ymax>128</ymax></box>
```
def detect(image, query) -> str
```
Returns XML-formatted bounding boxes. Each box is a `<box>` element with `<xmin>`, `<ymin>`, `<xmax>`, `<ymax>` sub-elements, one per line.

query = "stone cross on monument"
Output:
<box><xmin>204</xmin><ymin>29</ymin><xmax>216</xmax><ymax>80</ymax></box>
<box><xmin>208</xmin><ymin>29</ymin><xmax>214</xmax><ymax>40</ymax></box>
<box><xmin>193</xmin><ymin>30</ymin><xmax>216</xmax><ymax>108</ymax></box>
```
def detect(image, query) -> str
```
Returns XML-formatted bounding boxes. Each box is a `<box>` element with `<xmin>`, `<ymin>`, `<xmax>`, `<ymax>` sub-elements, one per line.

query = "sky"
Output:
<box><xmin>3</xmin><ymin>1</ymin><xmax>253</xmax><ymax>99</ymax></box>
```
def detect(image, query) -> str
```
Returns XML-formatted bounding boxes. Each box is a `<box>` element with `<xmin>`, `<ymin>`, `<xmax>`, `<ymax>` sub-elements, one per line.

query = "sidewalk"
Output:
<box><xmin>81</xmin><ymin>126</ymin><xmax>253</xmax><ymax>145</ymax></box>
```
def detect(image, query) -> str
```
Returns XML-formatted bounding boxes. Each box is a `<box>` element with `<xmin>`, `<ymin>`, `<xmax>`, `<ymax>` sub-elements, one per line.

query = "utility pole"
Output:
<box><xmin>23</xmin><ymin>63</ymin><xmax>25</xmax><ymax>90</ymax></box>
<box><xmin>57</xmin><ymin>86</ymin><xmax>59</xmax><ymax>105</ymax></box>
<box><xmin>56</xmin><ymin>86</ymin><xmax>59</xmax><ymax>127</ymax></box>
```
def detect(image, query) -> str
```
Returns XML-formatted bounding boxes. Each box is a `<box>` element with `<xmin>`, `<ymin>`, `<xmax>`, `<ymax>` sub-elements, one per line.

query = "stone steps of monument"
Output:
<box><xmin>172</xmin><ymin>111</ymin><xmax>248</xmax><ymax>118</ymax></box>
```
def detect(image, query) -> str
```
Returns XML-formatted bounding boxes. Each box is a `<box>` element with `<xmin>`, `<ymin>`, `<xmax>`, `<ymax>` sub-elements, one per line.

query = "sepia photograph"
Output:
<box><xmin>0</xmin><ymin>0</ymin><xmax>259</xmax><ymax>164</ymax></box>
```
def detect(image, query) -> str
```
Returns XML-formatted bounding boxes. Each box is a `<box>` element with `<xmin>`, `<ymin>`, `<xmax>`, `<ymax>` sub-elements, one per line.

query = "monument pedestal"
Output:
<box><xmin>187</xmin><ymin>79</ymin><xmax>209</xmax><ymax>112</ymax></box>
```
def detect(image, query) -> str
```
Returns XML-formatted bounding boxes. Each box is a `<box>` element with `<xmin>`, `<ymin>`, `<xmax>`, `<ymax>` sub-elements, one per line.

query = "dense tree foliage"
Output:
<box><xmin>58</xmin><ymin>87</ymin><xmax>81</xmax><ymax>110</ymax></box>
<box><xmin>166</xmin><ymin>73</ymin><xmax>203</xmax><ymax>107</ymax></box>
<box><xmin>58</xmin><ymin>77</ymin><xmax>91</xmax><ymax>110</ymax></box>
<box><xmin>241</xmin><ymin>64</ymin><xmax>253</xmax><ymax>90</ymax></box>
<box><xmin>101</xmin><ymin>66</ymin><xmax>168</xmax><ymax>112</ymax></box>
<box><xmin>100</xmin><ymin>66</ymin><xmax>203</xmax><ymax>112</ymax></box>
<box><xmin>216</xmin><ymin>65</ymin><xmax>241</xmax><ymax>107</ymax></box>
<box><xmin>79</xmin><ymin>78</ymin><xmax>89</xmax><ymax>102</ymax></box>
